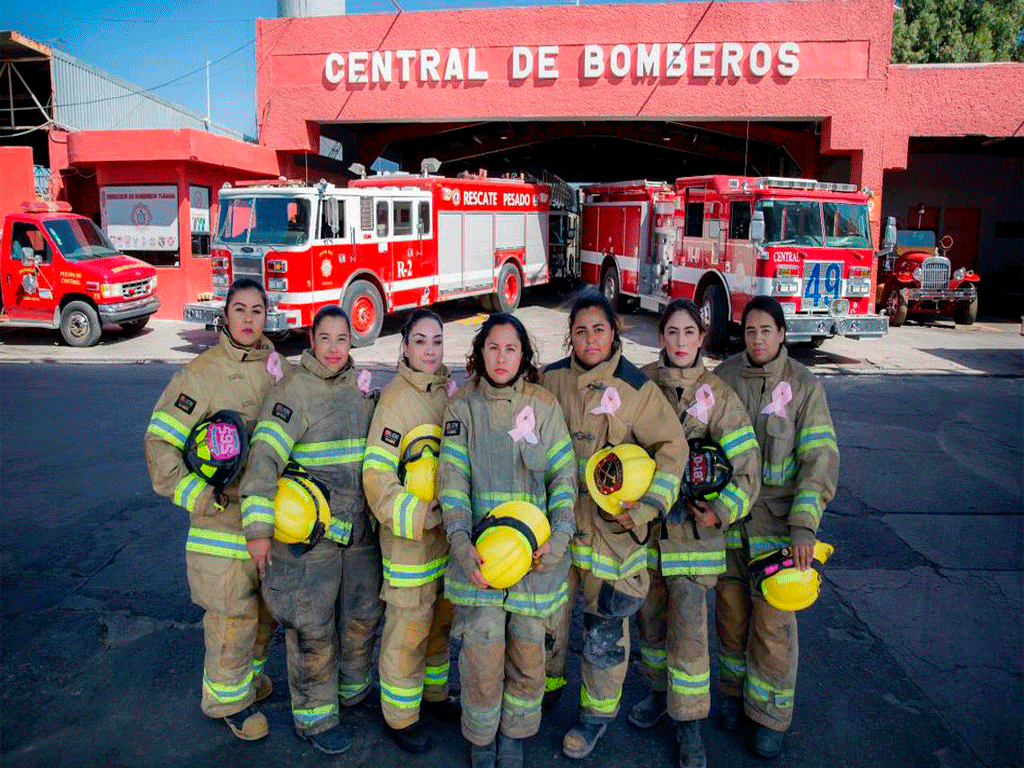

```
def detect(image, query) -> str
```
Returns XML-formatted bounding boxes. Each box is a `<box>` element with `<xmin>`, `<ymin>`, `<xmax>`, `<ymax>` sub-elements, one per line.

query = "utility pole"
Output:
<box><xmin>205</xmin><ymin>60</ymin><xmax>211</xmax><ymax>128</ymax></box>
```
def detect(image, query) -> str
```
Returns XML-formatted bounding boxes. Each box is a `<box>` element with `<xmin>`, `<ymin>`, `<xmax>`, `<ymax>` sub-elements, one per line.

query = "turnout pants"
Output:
<box><xmin>186</xmin><ymin>549</ymin><xmax>275</xmax><ymax>719</ymax></box>
<box><xmin>543</xmin><ymin>565</ymin><xmax>579</xmax><ymax>694</ymax></box>
<box><xmin>636</xmin><ymin>568</ymin><xmax>717</xmax><ymax>722</ymax></box>
<box><xmin>715</xmin><ymin>545</ymin><xmax>798</xmax><ymax>731</ymax></box>
<box><xmin>336</xmin><ymin>535</ymin><xmax>385</xmax><ymax>706</ymax></box>
<box><xmin>262</xmin><ymin>539</ymin><xmax>345</xmax><ymax>736</ymax></box>
<box><xmin>378</xmin><ymin>578</ymin><xmax>455</xmax><ymax>728</ymax></box>
<box><xmin>455</xmin><ymin>605</ymin><xmax>546</xmax><ymax>746</ymax></box>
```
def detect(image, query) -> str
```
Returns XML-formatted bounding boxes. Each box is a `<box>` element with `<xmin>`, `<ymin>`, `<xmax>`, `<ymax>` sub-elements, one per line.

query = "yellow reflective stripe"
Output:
<box><xmin>186</xmin><ymin>527</ymin><xmax>250</xmax><ymax>559</ymax></box>
<box><xmin>147</xmin><ymin>411</ymin><xmax>189</xmax><ymax>449</ymax></box>
<box><xmin>640</xmin><ymin>645</ymin><xmax>667</xmax><ymax>670</ymax></box>
<box><xmin>503</xmin><ymin>689</ymin><xmax>543</xmax><ymax>714</ymax></box>
<box><xmin>646</xmin><ymin>545</ymin><xmax>660</xmax><ymax>570</ymax></box>
<box><xmin>252</xmin><ymin>420</ymin><xmax>294</xmax><ymax>462</ymax></box>
<box><xmin>762</xmin><ymin>455</ymin><xmax>797</xmax><ymax>485</ymax></box>
<box><xmin>241</xmin><ymin>495</ymin><xmax>275</xmax><ymax>528</ymax></box>
<box><xmin>383</xmin><ymin>556</ymin><xmax>448</xmax><ymax>586</ymax></box>
<box><xmin>392</xmin><ymin>492</ymin><xmax>419</xmax><ymax>539</ymax></box>
<box><xmin>253</xmin><ymin>656</ymin><xmax>267</xmax><ymax>676</ymax></box>
<box><xmin>580</xmin><ymin>684</ymin><xmax>621</xmax><ymax>714</ymax></box>
<box><xmin>546</xmin><ymin>676</ymin><xmax>567</xmax><ymax>692</ymax></box>
<box><xmin>745</xmin><ymin>671</ymin><xmax>793</xmax><ymax>707</ymax></box>
<box><xmin>440</xmin><ymin>441</ymin><xmax>470</xmax><ymax>476</ymax></box>
<box><xmin>718</xmin><ymin>650</ymin><xmax>746</xmax><ymax>678</ymax></box>
<box><xmin>203</xmin><ymin>668</ymin><xmax>253</xmax><ymax>703</ymax></box>
<box><xmin>472</xmin><ymin>490</ymin><xmax>545</xmax><ymax>512</ymax></box>
<box><xmin>424</xmin><ymin>662</ymin><xmax>450</xmax><ymax>687</ymax></box>
<box><xmin>381</xmin><ymin>681</ymin><xmax>423</xmax><ymax>709</ymax></box>
<box><xmin>570</xmin><ymin>543</ymin><xmax>647</xmax><ymax>581</ymax></box>
<box><xmin>792</xmin><ymin>489</ymin><xmax>823</xmax><ymax>525</ymax></box>
<box><xmin>749</xmin><ymin>535</ymin><xmax>790</xmax><ymax>559</ymax></box>
<box><xmin>363</xmin><ymin>445</ymin><xmax>399</xmax><ymax>474</ymax></box>
<box><xmin>545</xmin><ymin>436</ymin><xmax>574</xmax><ymax>482</ymax></box>
<box><xmin>717</xmin><ymin>482</ymin><xmax>750</xmax><ymax>525</ymax></box>
<box><xmin>796</xmin><ymin>425</ymin><xmax>838</xmax><ymax>457</ymax></box>
<box><xmin>440</xmin><ymin>488</ymin><xmax>470</xmax><ymax>511</ymax></box>
<box><xmin>339</xmin><ymin>678</ymin><xmax>371</xmax><ymax>699</ymax></box>
<box><xmin>548</xmin><ymin>485</ymin><xmax>575</xmax><ymax>514</ymax></box>
<box><xmin>644</xmin><ymin>471</ymin><xmax>680</xmax><ymax>514</ymax></box>
<box><xmin>659</xmin><ymin>550</ymin><xmax>726</xmax><ymax>576</ymax></box>
<box><xmin>173</xmin><ymin>473</ymin><xmax>207</xmax><ymax>513</ymax></box>
<box><xmin>293</xmin><ymin>438</ymin><xmax>366</xmax><ymax>466</ymax></box>
<box><xmin>293</xmin><ymin>703</ymin><xmax>338</xmax><ymax>724</ymax></box>
<box><xmin>668</xmin><ymin>667</ymin><xmax>710</xmax><ymax>695</ymax></box>
<box><xmin>720</xmin><ymin>425</ymin><xmax>758</xmax><ymax>459</ymax></box>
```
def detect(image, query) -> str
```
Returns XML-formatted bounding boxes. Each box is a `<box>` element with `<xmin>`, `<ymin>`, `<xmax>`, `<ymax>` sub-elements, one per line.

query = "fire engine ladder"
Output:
<box><xmin>533</xmin><ymin>170</ymin><xmax>576</xmax><ymax>211</ymax></box>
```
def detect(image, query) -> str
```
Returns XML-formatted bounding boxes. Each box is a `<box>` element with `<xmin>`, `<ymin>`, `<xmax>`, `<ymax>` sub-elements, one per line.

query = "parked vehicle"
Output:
<box><xmin>0</xmin><ymin>201</ymin><xmax>159</xmax><ymax>346</ymax></box>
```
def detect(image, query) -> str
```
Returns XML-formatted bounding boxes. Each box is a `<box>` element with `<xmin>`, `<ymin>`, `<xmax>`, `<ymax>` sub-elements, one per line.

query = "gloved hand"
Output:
<box><xmin>540</xmin><ymin>530</ymin><xmax>572</xmax><ymax>570</ymax></box>
<box><xmin>449</xmin><ymin>530</ymin><xmax>488</xmax><ymax>587</ymax></box>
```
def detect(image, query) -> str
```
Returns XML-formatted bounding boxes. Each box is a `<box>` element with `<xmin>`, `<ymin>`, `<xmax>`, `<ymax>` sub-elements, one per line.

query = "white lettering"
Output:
<box><xmin>692</xmin><ymin>43</ymin><xmax>715</xmax><ymax>77</ymax></box>
<box><xmin>720</xmin><ymin>42</ymin><xmax>743</xmax><ymax>78</ymax></box>
<box><xmin>348</xmin><ymin>51</ymin><xmax>368</xmax><ymax>84</ymax></box>
<box><xmin>396</xmin><ymin>50</ymin><xmax>416</xmax><ymax>82</ymax></box>
<box><xmin>609</xmin><ymin>44</ymin><xmax>631</xmax><ymax>78</ymax></box>
<box><xmin>325</xmin><ymin>52</ymin><xmax>344</xmax><ymax>85</ymax></box>
<box><xmin>463</xmin><ymin>190</ymin><xmax>499</xmax><ymax>206</ymax></box>
<box><xmin>467</xmin><ymin>47</ymin><xmax>489</xmax><ymax>81</ymax></box>
<box><xmin>503</xmin><ymin>192</ymin><xmax>531</xmax><ymax>207</ymax></box>
<box><xmin>749</xmin><ymin>43</ymin><xmax>772</xmax><ymax>78</ymax></box>
<box><xmin>396</xmin><ymin>260</ymin><xmax>407</xmax><ymax>277</ymax></box>
<box><xmin>420</xmin><ymin>48</ymin><xmax>441</xmax><ymax>82</ymax></box>
<box><xmin>511</xmin><ymin>46</ymin><xmax>533</xmax><ymax>79</ymax></box>
<box><xmin>665</xmin><ymin>43</ymin><xmax>686</xmax><ymax>78</ymax></box>
<box><xmin>444</xmin><ymin>48</ymin><xmax>465</xmax><ymax>81</ymax></box>
<box><xmin>777</xmin><ymin>42</ymin><xmax>800</xmax><ymax>77</ymax></box>
<box><xmin>537</xmin><ymin>45</ymin><xmax>559</xmax><ymax>79</ymax></box>
<box><xmin>583</xmin><ymin>44</ymin><xmax>604</xmax><ymax>78</ymax></box>
<box><xmin>371</xmin><ymin>50</ymin><xmax>392</xmax><ymax>83</ymax></box>
<box><xmin>636</xmin><ymin>43</ymin><xmax>659</xmax><ymax>78</ymax></box>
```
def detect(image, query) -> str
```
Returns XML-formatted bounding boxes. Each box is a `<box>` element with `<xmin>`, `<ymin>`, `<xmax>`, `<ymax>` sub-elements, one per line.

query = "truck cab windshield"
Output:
<box><xmin>755</xmin><ymin>199</ymin><xmax>871</xmax><ymax>249</ymax></box>
<box><xmin>218</xmin><ymin>196</ymin><xmax>311</xmax><ymax>246</ymax></box>
<box><xmin>43</xmin><ymin>219</ymin><xmax>120</xmax><ymax>261</ymax></box>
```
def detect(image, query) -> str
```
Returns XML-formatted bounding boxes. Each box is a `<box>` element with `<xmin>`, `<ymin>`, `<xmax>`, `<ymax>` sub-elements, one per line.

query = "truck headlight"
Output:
<box><xmin>267</xmin><ymin>278</ymin><xmax>288</xmax><ymax>291</ymax></box>
<box><xmin>100</xmin><ymin>283</ymin><xmax>122</xmax><ymax>298</ymax></box>
<box><xmin>913</xmin><ymin>267</ymin><xmax>922</xmax><ymax>282</ymax></box>
<box><xmin>212</xmin><ymin>274</ymin><xmax>229</xmax><ymax>287</ymax></box>
<box><xmin>953</xmin><ymin>268</ymin><xmax>966</xmax><ymax>280</ymax></box>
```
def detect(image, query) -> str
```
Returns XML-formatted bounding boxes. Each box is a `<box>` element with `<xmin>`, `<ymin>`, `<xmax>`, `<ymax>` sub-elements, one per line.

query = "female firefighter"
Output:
<box><xmin>539</xmin><ymin>293</ymin><xmax>687</xmax><ymax>760</ymax></box>
<box><xmin>630</xmin><ymin>298</ymin><xmax>761</xmax><ymax>768</ymax></box>
<box><xmin>239</xmin><ymin>305</ymin><xmax>382</xmax><ymax>755</ymax></box>
<box><xmin>144</xmin><ymin>277</ymin><xmax>285</xmax><ymax>741</ymax></box>
<box><xmin>362</xmin><ymin>309</ymin><xmax>462</xmax><ymax>755</ymax></box>
<box><xmin>438</xmin><ymin>313</ymin><xmax>577</xmax><ymax>768</ymax></box>
<box><xmin>713</xmin><ymin>295</ymin><xmax>839</xmax><ymax>759</ymax></box>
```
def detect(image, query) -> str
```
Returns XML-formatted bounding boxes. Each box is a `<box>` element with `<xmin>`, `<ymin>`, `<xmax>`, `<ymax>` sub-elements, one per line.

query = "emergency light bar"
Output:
<box><xmin>755</xmin><ymin>177</ymin><xmax>859</xmax><ymax>194</ymax></box>
<box><xmin>22</xmin><ymin>200</ymin><xmax>72</xmax><ymax>213</ymax></box>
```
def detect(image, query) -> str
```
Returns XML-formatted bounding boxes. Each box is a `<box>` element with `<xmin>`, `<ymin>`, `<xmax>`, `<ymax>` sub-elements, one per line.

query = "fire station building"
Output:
<box><xmin>2</xmin><ymin>0</ymin><xmax>1022</xmax><ymax>319</ymax></box>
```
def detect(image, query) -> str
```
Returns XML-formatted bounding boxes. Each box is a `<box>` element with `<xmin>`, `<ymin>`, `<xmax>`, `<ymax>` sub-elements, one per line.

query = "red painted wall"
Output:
<box><xmin>0</xmin><ymin>146</ymin><xmax>38</xmax><ymax>215</ymax></box>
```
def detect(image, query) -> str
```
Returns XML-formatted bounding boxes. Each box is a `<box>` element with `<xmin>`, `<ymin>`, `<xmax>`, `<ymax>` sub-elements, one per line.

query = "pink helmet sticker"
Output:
<box><xmin>206</xmin><ymin>422</ymin><xmax>242</xmax><ymax>460</ymax></box>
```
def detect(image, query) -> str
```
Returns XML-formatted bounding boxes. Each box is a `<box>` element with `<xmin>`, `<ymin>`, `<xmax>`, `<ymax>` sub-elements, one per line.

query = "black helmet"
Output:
<box><xmin>681</xmin><ymin>437</ymin><xmax>733</xmax><ymax>502</ymax></box>
<box><xmin>183</xmin><ymin>410</ymin><xmax>249</xmax><ymax>490</ymax></box>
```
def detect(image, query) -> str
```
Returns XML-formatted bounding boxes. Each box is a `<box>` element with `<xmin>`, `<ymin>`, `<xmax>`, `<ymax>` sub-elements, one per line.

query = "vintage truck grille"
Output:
<box><xmin>231</xmin><ymin>254</ymin><xmax>264</xmax><ymax>284</ymax></box>
<box><xmin>121</xmin><ymin>279</ymin><xmax>150</xmax><ymax>298</ymax></box>
<box><xmin>920</xmin><ymin>256</ymin><xmax>950</xmax><ymax>291</ymax></box>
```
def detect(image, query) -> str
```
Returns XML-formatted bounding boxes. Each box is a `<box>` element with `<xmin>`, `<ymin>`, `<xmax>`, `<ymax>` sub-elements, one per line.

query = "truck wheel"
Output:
<box><xmin>343</xmin><ymin>281</ymin><xmax>384</xmax><ymax>347</ymax></box>
<box><xmin>60</xmin><ymin>301</ymin><xmax>102</xmax><ymax>347</ymax></box>
<box><xmin>494</xmin><ymin>262</ymin><xmax>522</xmax><ymax>313</ymax></box>
<box><xmin>118</xmin><ymin>317</ymin><xmax>150</xmax><ymax>336</ymax></box>
<box><xmin>954</xmin><ymin>293</ymin><xmax>978</xmax><ymax>325</ymax></box>
<box><xmin>601</xmin><ymin>265</ymin><xmax>623</xmax><ymax>309</ymax></box>
<box><xmin>887</xmin><ymin>289</ymin><xmax>908</xmax><ymax>327</ymax></box>
<box><xmin>699</xmin><ymin>283</ymin><xmax>728</xmax><ymax>352</ymax></box>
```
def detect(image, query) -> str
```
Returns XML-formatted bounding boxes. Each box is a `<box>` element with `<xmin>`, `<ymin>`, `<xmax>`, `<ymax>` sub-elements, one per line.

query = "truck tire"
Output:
<box><xmin>887</xmin><ymin>288</ymin><xmax>908</xmax><ymax>327</ymax></box>
<box><xmin>343</xmin><ymin>280</ymin><xmax>384</xmax><ymax>347</ymax></box>
<box><xmin>601</xmin><ymin>265</ymin><xmax>622</xmax><ymax>308</ymax></box>
<box><xmin>954</xmin><ymin>293</ymin><xmax>978</xmax><ymax>325</ymax></box>
<box><xmin>493</xmin><ymin>262</ymin><xmax>523</xmax><ymax>313</ymax></box>
<box><xmin>118</xmin><ymin>317</ymin><xmax>150</xmax><ymax>336</ymax></box>
<box><xmin>60</xmin><ymin>301</ymin><xmax>102</xmax><ymax>347</ymax></box>
<box><xmin>699</xmin><ymin>283</ymin><xmax>728</xmax><ymax>352</ymax></box>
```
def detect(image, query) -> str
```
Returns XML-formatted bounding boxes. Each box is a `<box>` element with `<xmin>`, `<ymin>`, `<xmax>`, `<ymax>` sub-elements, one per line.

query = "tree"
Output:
<box><xmin>892</xmin><ymin>0</ymin><xmax>1024</xmax><ymax>63</ymax></box>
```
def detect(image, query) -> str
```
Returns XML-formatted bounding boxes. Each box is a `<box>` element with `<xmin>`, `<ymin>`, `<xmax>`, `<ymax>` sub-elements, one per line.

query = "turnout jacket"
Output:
<box><xmin>715</xmin><ymin>346</ymin><xmax>839</xmax><ymax>557</ymax></box>
<box><xmin>439</xmin><ymin>376</ymin><xmax>577</xmax><ymax>617</ymax></box>
<box><xmin>362</xmin><ymin>359</ymin><xmax>453</xmax><ymax>593</ymax></box>
<box><xmin>240</xmin><ymin>352</ymin><xmax>376</xmax><ymax>547</ymax></box>
<box><xmin>540</xmin><ymin>347</ymin><xmax>687</xmax><ymax>584</ymax></box>
<box><xmin>641</xmin><ymin>353</ymin><xmax>761</xmax><ymax>577</ymax></box>
<box><xmin>145</xmin><ymin>331</ymin><xmax>284</xmax><ymax>560</ymax></box>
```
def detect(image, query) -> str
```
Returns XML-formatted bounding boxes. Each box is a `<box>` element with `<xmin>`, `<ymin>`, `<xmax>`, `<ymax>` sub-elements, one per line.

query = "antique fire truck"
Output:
<box><xmin>184</xmin><ymin>170</ymin><xmax>576</xmax><ymax>346</ymax></box>
<box><xmin>876</xmin><ymin>226</ymin><xmax>979</xmax><ymax>326</ymax></box>
<box><xmin>580</xmin><ymin>175</ymin><xmax>889</xmax><ymax>349</ymax></box>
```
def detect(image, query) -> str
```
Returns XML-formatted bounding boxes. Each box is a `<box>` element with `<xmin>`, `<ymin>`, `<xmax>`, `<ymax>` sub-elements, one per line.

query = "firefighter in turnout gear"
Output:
<box><xmin>439</xmin><ymin>314</ymin><xmax>577</xmax><ymax>768</ymax></box>
<box><xmin>539</xmin><ymin>294</ymin><xmax>687</xmax><ymax>760</ymax></box>
<box><xmin>240</xmin><ymin>306</ymin><xmax>381</xmax><ymax>756</ymax></box>
<box><xmin>362</xmin><ymin>310</ymin><xmax>462</xmax><ymax>755</ymax></box>
<box><xmin>632</xmin><ymin>300</ymin><xmax>761</xmax><ymax>768</ymax></box>
<box><xmin>144</xmin><ymin>280</ymin><xmax>284</xmax><ymax>741</ymax></box>
<box><xmin>714</xmin><ymin>296</ymin><xmax>839</xmax><ymax>759</ymax></box>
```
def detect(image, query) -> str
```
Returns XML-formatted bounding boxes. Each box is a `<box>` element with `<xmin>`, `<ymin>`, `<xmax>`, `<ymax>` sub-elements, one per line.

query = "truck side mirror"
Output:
<box><xmin>21</xmin><ymin>246</ymin><xmax>39</xmax><ymax>265</ymax></box>
<box><xmin>883</xmin><ymin>216</ymin><xmax>896</xmax><ymax>251</ymax></box>
<box><xmin>750</xmin><ymin>211</ymin><xmax>765</xmax><ymax>245</ymax></box>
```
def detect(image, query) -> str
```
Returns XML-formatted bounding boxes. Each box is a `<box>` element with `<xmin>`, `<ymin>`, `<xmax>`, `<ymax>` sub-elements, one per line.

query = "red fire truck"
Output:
<box><xmin>184</xmin><ymin>171</ymin><xmax>575</xmax><ymax>346</ymax></box>
<box><xmin>580</xmin><ymin>175</ymin><xmax>888</xmax><ymax>349</ymax></box>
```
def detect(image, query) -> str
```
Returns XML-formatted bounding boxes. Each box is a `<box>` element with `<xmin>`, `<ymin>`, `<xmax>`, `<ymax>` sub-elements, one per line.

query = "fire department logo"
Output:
<box><xmin>130</xmin><ymin>204</ymin><xmax>152</xmax><ymax>226</ymax></box>
<box><xmin>441</xmin><ymin>187</ymin><xmax>453</xmax><ymax>202</ymax></box>
<box><xmin>452</xmin><ymin>189</ymin><xmax>461</xmax><ymax>206</ymax></box>
<box><xmin>321</xmin><ymin>258</ymin><xmax>333</xmax><ymax>278</ymax></box>
<box><xmin>540</xmin><ymin>193</ymin><xmax>549</xmax><ymax>203</ymax></box>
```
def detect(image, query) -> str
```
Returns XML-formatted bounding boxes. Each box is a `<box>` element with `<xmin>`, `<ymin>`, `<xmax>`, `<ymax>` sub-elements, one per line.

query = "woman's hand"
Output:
<box><xmin>532</xmin><ymin>540</ymin><xmax>552</xmax><ymax>571</ymax></box>
<box><xmin>689</xmin><ymin>500</ymin><xmax>719</xmax><ymax>528</ymax></box>
<box><xmin>467</xmin><ymin>545</ymin><xmax>491</xmax><ymax>588</ymax></box>
<box><xmin>792</xmin><ymin>541</ymin><xmax>814</xmax><ymax>570</ymax></box>
<box><xmin>247</xmin><ymin>537</ymin><xmax>272</xmax><ymax>577</ymax></box>
<box><xmin>616</xmin><ymin>500</ymin><xmax>638</xmax><ymax>530</ymax></box>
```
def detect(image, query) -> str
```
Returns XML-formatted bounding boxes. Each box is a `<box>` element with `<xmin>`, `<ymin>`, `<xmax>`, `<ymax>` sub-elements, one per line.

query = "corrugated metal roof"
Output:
<box><xmin>50</xmin><ymin>49</ymin><xmax>250</xmax><ymax>141</ymax></box>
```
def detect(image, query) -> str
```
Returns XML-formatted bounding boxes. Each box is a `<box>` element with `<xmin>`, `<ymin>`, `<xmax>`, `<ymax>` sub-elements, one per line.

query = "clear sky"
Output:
<box><xmin>5</xmin><ymin>0</ymin><xmax>693</xmax><ymax>138</ymax></box>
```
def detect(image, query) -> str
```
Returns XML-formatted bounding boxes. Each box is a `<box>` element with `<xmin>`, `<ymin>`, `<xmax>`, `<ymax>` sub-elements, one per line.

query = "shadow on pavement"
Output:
<box><xmin>917</xmin><ymin>347</ymin><xmax>1024</xmax><ymax>376</ymax></box>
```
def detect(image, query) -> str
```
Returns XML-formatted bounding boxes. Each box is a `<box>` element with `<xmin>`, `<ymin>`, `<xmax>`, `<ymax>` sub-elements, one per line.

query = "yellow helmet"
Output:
<box><xmin>585</xmin><ymin>444</ymin><xmax>656</xmax><ymax>516</ymax></box>
<box><xmin>750</xmin><ymin>541</ymin><xmax>835</xmax><ymax>612</ymax></box>
<box><xmin>273</xmin><ymin>471</ymin><xmax>331</xmax><ymax>545</ymax></box>
<box><xmin>398</xmin><ymin>424</ymin><xmax>442</xmax><ymax>502</ymax></box>
<box><xmin>475</xmin><ymin>500</ymin><xmax>551</xmax><ymax>590</ymax></box>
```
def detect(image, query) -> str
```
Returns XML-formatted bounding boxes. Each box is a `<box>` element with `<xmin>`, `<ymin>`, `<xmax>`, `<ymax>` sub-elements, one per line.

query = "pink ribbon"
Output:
<box><xmin>357</xmin><ymin>369</ymin><xmax>372</xmax><ymax>394</ymax></box>
<box><xmin>446</xmin><ymin>379</ymin><xmax>458</xmax><ymax>398</ymax></box>
<box><xmin>507</xmin><ymin>406</ymin><xmax>539</xmax><ymax>444</ymax></box>
<box><xmin>266</xmin><ymin>352</ymin><xmax>284</xmax><ymax>382</ymax></box>
<box><xmin>590</xmin><ymin>386</ymin><xmax>621</xmax><ymax>416</ymax></box>
<box><xmin>761</xmin><ymin>381</ymin><xmax>793</xmax><ymax>419</ymax></box>
<box><xmin>685</xmin><ymin>384</ymin><xmax>716</xmax><ymax>425</ymax></box>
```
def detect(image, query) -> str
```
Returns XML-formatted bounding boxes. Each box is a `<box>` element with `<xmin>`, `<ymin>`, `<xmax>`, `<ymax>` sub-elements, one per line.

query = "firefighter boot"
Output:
<box><xmin>422</xmin><ymin>694</ymin><xmax>462</xmax><ymax>723</ymax></box>
<box><xmin>223</xmin><ymin>705</ymin><xmax>268</xmax><ymax>741</ymax></box>
<box><xmin>471</xmin><ymin>739</ymin><xmax>497</xmax><ymax>768</ymax></box>
<box><xmin>753</xmin><ymin>724</ymin><xmax>785</xmax><ymax>759</ymax></box>
<box><xmin>628</xmin><ymin>691</ymin><xmax>667</xmax><ymax>729</ymax></box>
<box><xmin>497</xmin><ymin>733</ymin><xmax>524</xmax><ymax>768</ymax></box>
<box><xmin>676</xmin><ymin>720</ymin><xmax>708</xmax><ymax>768</ymax></box>
<box><xmin>386</xmin><ymin>719</ymin><xmax>433</xmax><ymax>754</ymax></box>
<box><xmin>562</xmin><ymin>720</ymin><xmax>607</xmax><ymax>760</ymax></box>
<box><xmin>299</xmin><ymin>724</ymin><xmax>353</xmax><ymax>756</ymax></box>
<box><xmin>719</xmin><ymin>695</ymin><xmax>743</xmax><ymax>732</ymax></box>
<box><xmin>254</xmin><ymin>673</ymin><xmax>273</xmax><ymax>702</ymax></box>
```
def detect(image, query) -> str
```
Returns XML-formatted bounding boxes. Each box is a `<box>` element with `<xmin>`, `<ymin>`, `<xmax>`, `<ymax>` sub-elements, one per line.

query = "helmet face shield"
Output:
<box><xmin>398</xmin><ymin>425</ymin><xmax>443</xmax><ymax>502</ymax></box>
